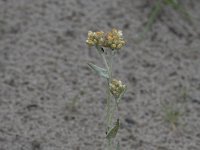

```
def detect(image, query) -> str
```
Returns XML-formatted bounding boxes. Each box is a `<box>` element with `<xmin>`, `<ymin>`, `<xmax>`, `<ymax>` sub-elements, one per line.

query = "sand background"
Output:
<box><xmin>0</xmin><ymin>0</ymin><xmax>200</xmax><ymax>150</ymax></box>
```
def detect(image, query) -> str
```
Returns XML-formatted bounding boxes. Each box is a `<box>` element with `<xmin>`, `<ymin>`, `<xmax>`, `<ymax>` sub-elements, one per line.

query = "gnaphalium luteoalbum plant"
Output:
<box><xmin>86</xmin><ymin>29</ymin><xmax>127</xmax><ymax>150</ymax></box>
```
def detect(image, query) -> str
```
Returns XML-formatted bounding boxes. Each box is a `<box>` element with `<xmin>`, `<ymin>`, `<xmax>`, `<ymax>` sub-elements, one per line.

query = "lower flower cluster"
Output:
<box><xmin>109</xmin><ymin>79</ymin><xmax>126</xmax><ymax>98</ymax></box>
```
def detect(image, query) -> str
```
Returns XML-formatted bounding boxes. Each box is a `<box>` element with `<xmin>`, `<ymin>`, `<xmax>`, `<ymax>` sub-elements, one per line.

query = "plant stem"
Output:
<box><xmin>101</xmin><ymin>52</ymin><xmax>114</xmax><ymax>150</ymax></box>
<box><xmin>102</xmin><ymin>53</ymin><xmax>111</xmax><ymax>128</ymax></box>
<box><xmin>109</xmin><ymin>99</ymin><xmax>118</xmax><ymax>127</ymax></box>
<box><xmin>108</xmin><ymin>139</ymin><xmax>112</xmax><ymax>150</ymax></box>
<box><xmin>107</xmin><ymin>52</ymin><xmax>114</xmax><ymax>126</ymax></box>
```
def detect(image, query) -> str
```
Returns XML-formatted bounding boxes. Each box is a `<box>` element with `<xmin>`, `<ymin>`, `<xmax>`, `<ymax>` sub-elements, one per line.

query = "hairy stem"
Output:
<box><xmin>102</xmin><ymin>52</ymin><xmax>114</xmax><ymax>150</ymax></box>
<box><xmin>102</xmin><ymin>53</ymin><xmax>111</xmax><ymax>128</ymax></box>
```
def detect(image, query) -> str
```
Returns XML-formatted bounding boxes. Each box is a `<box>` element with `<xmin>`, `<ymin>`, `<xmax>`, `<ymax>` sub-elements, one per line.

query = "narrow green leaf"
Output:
<box><xmin>139</xmin><ymin>0</ymin><xmax>162</xmax><ymax>39</ymax></box>
<box><xmin>106</xmin><ymin>119</ymin><xmax>120</xmax><ymax>139</ymax></box>
<box><xmin>88</xmin><ymin>63</ymin><xmax>109</xmax><ymax>79</ymax></box>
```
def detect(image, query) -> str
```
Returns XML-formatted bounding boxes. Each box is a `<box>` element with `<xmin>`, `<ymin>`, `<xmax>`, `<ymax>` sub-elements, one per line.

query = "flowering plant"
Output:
<box><xmin>86</xmin><ymin>29</ymin><xmax>127</xmax><ymax>150</ymax></box>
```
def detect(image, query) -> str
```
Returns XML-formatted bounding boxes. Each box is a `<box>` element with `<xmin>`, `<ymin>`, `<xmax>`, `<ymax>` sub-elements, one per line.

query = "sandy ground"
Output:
<box><xmin>0</xmin><ymin>0</ymin><xmax>200</xmax><ymax>150</ymax></box>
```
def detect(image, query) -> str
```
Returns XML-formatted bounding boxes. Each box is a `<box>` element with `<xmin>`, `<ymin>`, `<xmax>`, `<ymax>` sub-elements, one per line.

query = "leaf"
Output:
<box><xmin>88</xmin><ymin>63</ymin><xmax>109</xmax><ymax>79</ymax></box>
<box><xmin>106</xmin><ymin>119</ymin><xmax>120</xmax><ymax>139</ymax></box>
<box><xmin>116</xmin><ymin>86</ymin><xmax>127</xmax><ymax>104</ymax></box>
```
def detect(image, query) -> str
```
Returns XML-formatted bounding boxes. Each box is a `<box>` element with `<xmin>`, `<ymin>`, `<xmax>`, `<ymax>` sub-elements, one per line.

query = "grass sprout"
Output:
<box><xmin>140</xmin><ymin>0</ymin><xmax>192</xmax><ymax>39</ymax></box>
<box><xmin>162</xmin><ymin>103</ymin><xmax>182</xmax><ymax>131</ymax></box>
<box><xmin>67</xmin><ymin>95</ymin><xmax>79</xmax><ymax>112</ymax></box>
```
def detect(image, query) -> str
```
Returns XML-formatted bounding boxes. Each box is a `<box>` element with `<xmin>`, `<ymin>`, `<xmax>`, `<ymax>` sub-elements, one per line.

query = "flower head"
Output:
<box><xmin>86</xmin><ymin>28</ymin><xmax>125</xmax><ymax>50</ymax></box>
<box><xmin>86</xmin><ymin>31</ymin><xmax>105</xmax><ymax>47</ymax></box>
<box><xmin>104</xmin><ymin>29</ymin><xmax>125</xmax><ymax>50</ymax></box>
<box><xmin>109</xmin><ymin>79</ymin><xmax>126</xmax><ymax>98</ymax></box>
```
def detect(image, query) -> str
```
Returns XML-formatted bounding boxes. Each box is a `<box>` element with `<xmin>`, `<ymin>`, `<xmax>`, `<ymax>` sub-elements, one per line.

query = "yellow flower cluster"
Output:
<box><xmin>109</xmin><ymin>79</ymin><xmax>126</xmax><ymax>98</ymax></box>
<box><xmin>104</xmin><ymin>29</ymin><xmax>125</xmax><ymax>49</ymax></box>
<box><xmin>86</xmin><ymin>29</ymin><xmax>125</xmax><ymax>50</ymax></box>
<box><xmin>86</xmin><ymin>31</ymin><xmax>105</xmax><ymax>46</ymax></box>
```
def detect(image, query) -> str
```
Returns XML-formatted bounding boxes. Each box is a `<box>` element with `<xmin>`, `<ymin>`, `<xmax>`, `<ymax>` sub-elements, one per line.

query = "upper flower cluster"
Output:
<box><xmin>86</xmin><ymin>29</ymin><xmax>125</xmax><ymax>50</ymax></box>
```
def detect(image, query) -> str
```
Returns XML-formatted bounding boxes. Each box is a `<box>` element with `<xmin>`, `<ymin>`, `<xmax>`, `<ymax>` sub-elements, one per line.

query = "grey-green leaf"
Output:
<box><xmin>88</xmin><ymin>63</ymin><xmax>109</xmax><ymax>79</ymax></box>
<box><xmin>106</xmin><ymin>119</ymin><xmax>120</xmax><ymax>139</ymax></box>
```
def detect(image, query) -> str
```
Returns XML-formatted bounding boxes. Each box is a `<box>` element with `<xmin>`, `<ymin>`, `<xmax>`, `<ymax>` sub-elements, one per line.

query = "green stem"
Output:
<box><xmin>101</xmin><ymin>53</ymin><xmax>111</xmax><ymax>129</ymax></box>
<box><xmin>108</xmin><ymin>139</ymin><xmax>113</xmax><ymax>150</ymax></box>
<box><xmin>101</xmin><ymin>52</ymin><xmax>114</xmax><ymax>150</ymax></box>
<box><xmin>107</xmin><ymin>51</ymin><xmax>114</xmax><ymax>126</ymax></box>
<box><xmin>102</xmin><ymin>53</ymin><xmax>110</xmax><ymax>74</ymax></box>
<box><xmin>109</xmin><ymin>99</ymin><xmax>118</xmax><ymax>127</ymax></box>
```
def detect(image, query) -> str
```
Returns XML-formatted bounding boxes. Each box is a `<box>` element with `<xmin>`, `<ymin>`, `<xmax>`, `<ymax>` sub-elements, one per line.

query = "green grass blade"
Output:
<box><xmin>140</xmin><ymin>0</ymin><xmax>163</xmax><ymax>39</ymax></box>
